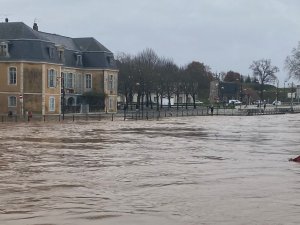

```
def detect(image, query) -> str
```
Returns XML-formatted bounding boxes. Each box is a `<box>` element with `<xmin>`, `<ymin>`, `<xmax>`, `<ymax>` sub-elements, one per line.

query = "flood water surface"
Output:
<box><xmin>0</xmin><ymin>115</ymin><xmax>300</xmax><ymax>225</ymax></box>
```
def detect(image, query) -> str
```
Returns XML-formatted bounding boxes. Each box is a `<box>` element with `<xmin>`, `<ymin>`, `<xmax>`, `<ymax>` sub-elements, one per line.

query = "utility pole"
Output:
<box><xmin>291</xmin><ymin>82</ymin><xmax>294</xmax><ymax>111</ymax></box>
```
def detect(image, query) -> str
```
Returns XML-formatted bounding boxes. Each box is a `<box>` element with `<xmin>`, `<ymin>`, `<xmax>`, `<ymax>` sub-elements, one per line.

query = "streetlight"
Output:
<box><xmin>240</xmin><ymin>82</ymin><xmax>243</xmax><ymax>109</ymax></box>
<box><xmin>284</xmin><ymin>80</ymin><xmax>287</xmax><ymax>103</ymax></box>
<box><xmin>289</xmin><ymin>82</ymin><xmax>294</xmax><ymax>111</ymax></box>
<box><xmin>275</xmin><ymin>79</ymin><xmax>279</xmax><ymax>111</ymax></box>
<box><xmin>135</xmin><ymin>82</ymin><xmax>140</xmax><ymax>110</ymax></box>
<box><xmin>215</xmin><ymin>82</ymin><xmax>219</xmax><ymax>104</ymax></box>
<box><xmin>221</xmin><ymin>85</ymin><xmax>224</xmax><ymax>107</ymax></box>
<box><xmin>57</xmin><ymin>73</ymin><xmax>65</xmax><ymax>120</ymax></box>
<box><xmin>236</xmin><ymin>77</ymin><xmax>242</xmax><ymax>109</ymax></box>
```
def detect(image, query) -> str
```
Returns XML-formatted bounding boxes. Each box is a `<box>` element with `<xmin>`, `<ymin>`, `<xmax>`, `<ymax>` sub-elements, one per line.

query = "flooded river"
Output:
<box><xmin>0</xmin><ymin>114</ymin><xmax>300</xmax><ymax>225</ymax></box>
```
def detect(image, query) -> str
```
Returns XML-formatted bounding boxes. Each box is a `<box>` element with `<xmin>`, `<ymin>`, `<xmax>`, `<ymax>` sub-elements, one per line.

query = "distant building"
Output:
<box><xmin>296</xmin><ymin>85</ymin><xmax>300</xmax><ymax>101</ymax></box>
<box><xmin>209</xmin><ymin>80</ymin><xmax>258</xmax><ymax>104</ymax></box>
<box><xmin>0</xmin><ymin>20</ymin><xmax>118</xmax><ymax>116</ymax></box>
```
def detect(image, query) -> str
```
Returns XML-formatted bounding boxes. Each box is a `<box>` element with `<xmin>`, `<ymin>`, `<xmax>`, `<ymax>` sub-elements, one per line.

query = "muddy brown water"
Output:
<box><xmin>0</xmin><ymin>114</ymin><xmax>299</xmax><ymax>225</ymax></box>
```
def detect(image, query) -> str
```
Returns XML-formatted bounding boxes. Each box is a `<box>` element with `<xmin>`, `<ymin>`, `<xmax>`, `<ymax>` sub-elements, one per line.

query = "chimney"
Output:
<box><xmin>33</xmin><ymin>22</ymin><xmax>38</xmax><ymax>31</ymax></box>
<box><xmin>5</xmin><ymin>18</ymin><xmax>8</xmax><ymax>23</ymax></box>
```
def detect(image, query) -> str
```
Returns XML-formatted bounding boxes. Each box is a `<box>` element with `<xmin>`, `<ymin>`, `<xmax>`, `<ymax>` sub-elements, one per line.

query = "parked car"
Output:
<box><xmin>272</xmin><ymin>100</ymin><xmax>281</xmax><ymax>106</ymax></box>
<box><xmin>195</xmin><ymin>100</ymin><xmax>204</xmax><ymax>105</ymax></box>
<box><xmin>228</xmin><ymin>100</ymin><xmax>242</xmax><ymax>105</ymax></box>
<box><xmin>253</xmin><ymin>100</ymin><xmax>265</xmax><ymax>106</ymax></box>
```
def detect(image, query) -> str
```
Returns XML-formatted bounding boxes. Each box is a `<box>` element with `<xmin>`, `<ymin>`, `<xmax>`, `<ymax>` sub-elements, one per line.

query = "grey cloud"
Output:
<box><xmin>2</xmin><ymin>0</ymin><xmax>300</xmax><ymax>84</ymax></box>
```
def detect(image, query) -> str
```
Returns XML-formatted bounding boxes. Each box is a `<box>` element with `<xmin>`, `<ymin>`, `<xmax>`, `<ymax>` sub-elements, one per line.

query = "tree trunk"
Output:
<box><xmin>167</xmin><ymin>90</ymin><xmax>171</xmax><ymax>109</ymax></box>
<box><xmin>185</xmin><ymin>93</ymin><xmax>189</xmax><ymax>109</ymax></box>
<box><xmin>176</xmin><ymin>91</ymin><xmax>180</xmax><ymax>110</ymax></box>
<box><xmin>149</xmin><ymin>92</ymin><xmax>153</xmax><ymax>109</ymax></box>
<box><xmin>192</xmin><ymin>93</ymin><xmax>196</xmax><ymax>109</ymax></box>
<box><xmin>156</xmin><ymin>91</ymin><xmax>160</xmax><ymax>111</ymax></box>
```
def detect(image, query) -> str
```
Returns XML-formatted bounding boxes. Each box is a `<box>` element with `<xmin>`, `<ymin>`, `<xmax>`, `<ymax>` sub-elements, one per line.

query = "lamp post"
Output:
<box><xmin>215</xmin><ymin>82</ymin><xmax>219</xmax><ymax>104</ymax></box>
<box><xmin>58</xmin><ymin>74</ymin><xmax>65</xmax><ymax>120</ymax></box>
<box><xmin>221</xmin><ymin>86</ymin><xmax>224</xmax><ymax>107</ymax></box>
<box><xmin>61</xmin><ymin>76</ymin><xmax>66</xmax><ymax>120</ymax></box>
<box><xmin>240</xmin><ymin>82</ymin><xmax>243</xmax><ymax>109</ymax></box>
<box><xmin>276</xmin><ymin>79</ymin><xmax>279</xmax><ymax>111</ymax></box>
<box><xmin>290</xmin><ymin>82</ymin><xmax>294</xmax><ymax>111</ymax></box>
<box><xmin>236</xmin><ymin>77</ymin><xmax>242</xmax><ymax>109</ymax></box>
<box><xmin>136</xmin><ymin>82</ymin><xmax>140</xmax><ymax>110</ymax></box>
<box><xmin>284</xmin><ymin>80</ymin><xmax>287</xmax><ymax>103</ymax></box>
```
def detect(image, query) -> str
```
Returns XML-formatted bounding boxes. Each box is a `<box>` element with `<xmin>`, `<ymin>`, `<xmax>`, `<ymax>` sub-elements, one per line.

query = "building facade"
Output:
<box><xmin>0</xmin><ymin>20</ymin><xmax>118</xmax><ymax>116</ymax></box>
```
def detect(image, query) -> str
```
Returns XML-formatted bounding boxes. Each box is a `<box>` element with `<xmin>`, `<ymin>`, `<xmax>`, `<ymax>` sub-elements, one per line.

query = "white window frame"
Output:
<box><xmin>8</xmin><ymin>67</ymin><xmax>17</xmax><ymax>85</ymax></box>
<box><xmin>49</xmin><ymin>97</ymin><xmax>55</xmax><ymax>112</ymax></box>
<box><xmin>85</xmin><ymin>74</ymin><xmax>92</xmax><ymax>89</ymax></box>
<box><xmin>48</xmin><ymin>47</ymin><xmax>55</xmax><ymax>59</ymax></box>
<box><xmin>109</xmin><ymin>97</ymin><xmax>113</xmax><ymax>110</ymax></box>
<box><xmin>66</xmin><ymin>73</ymin><xmax>74</xmax><ymax>89</ymax></box>
<box><xmin>0</xmin><ymin>42</ymin><xmax>8</xmax><ymax>56</ymax></box>
<box><xmin>48</xmin><ymin>69</ymin><xmax>56</xmax><ymax>88</ymax></box>
<box><xmin>8</xmin><ymin>96</ymin><xmax>17</xmax><ymax>107</ymax></box>
<box><xmin>76</xmin><ymin>55</ymin><xmax>82</xmax><ymax>66</ymax></box>
<box><xmin>109</xmin><ymin>75</ymin><xmax>113</xmax><ymax>91</ymax></box>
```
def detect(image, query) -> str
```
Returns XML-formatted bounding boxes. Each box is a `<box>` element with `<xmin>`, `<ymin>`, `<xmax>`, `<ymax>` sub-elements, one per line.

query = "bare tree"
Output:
<box><xmin>249</xmin><ymin>59</ymin><xmax>279</xmax><ymax>99</ymax></box>
<box><xmin>117</xmin><ymin>48</ymin><xmax>214</xmax><ymax>112</ymax></box>
<box><xmin>157</xmin><ymin>57</ymin><xmax>178</xmax><ymax>109</ymax></box>
<box><xmin>285</xmin><ymin>42</ymin><xmax>300</xmax><ymax>80</ymax></box>
<box><xmin>116</xmin><ymin>52</ymin><xmax>135</xmax><ymax>109</ymax></box>
<box><xmin>134</xmin><ymin>48</ymin><xmax>159</xmax><ymax>110</ymax></box>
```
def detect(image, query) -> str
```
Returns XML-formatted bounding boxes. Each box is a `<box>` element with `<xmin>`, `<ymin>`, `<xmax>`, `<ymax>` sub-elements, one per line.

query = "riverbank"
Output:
<box><xmin>1</xmin><ymin>104</ymin><xmax>299</xmax><ymax>123</ymax></box>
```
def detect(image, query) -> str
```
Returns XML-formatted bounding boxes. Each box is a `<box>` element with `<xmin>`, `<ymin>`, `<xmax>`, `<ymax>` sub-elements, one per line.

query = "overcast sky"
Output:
<box><xmin>2</xmin><ymin>0</ymin><xmax>300</xmax><ymax>85</ymax></box>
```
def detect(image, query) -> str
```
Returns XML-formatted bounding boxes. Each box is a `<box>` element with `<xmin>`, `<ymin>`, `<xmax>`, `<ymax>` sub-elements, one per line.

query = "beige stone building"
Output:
<box><xmin>0</xmin><ymin>20</ymin><xmax>118</xmax><ymax>116</ymax></box>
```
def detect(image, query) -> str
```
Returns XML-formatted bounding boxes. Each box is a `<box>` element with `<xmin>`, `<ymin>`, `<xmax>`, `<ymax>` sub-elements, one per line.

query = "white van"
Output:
<box><xmin>228</xmin><ymin>100</ymin><xmax>242</xmax><ymax>105</ymax></box>
<box><xmin>272</xmin><ymin>100</ymin><xmax>281</xmax><ymax>106</ymax></box>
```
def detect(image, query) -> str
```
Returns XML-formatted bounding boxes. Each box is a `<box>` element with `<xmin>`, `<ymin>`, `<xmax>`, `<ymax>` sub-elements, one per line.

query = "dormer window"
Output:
<box><xmin>106</xmin><ymin>56</ymin><xmax>111</xmax><ymax>64</ymax></box>
<box><xmin>48</xmin><ymin>47</ymin><xmax>55</xmax><ymax>59</ymax></box>
<box><xmin>56</xmin><ymin>45</ymin><xmax>64</xmax><ymax>62</ymax></box>
<box><xmin>106</xmin><ymin>56</ymin><xmax>113</xmax><ymax>65</ymax></box>
<box><xmin>0</xmin><ymin>42</ymin><xmax>9</xmax><ymax>57</ymax></box>
<box><xmin>76</xmin><ymin>54</ymin><xmax>82</xmax><ymax>66</ymax></box>
<box><xmin>58</xmin><ymin>50</ymin><xmax>64</xmax><ymax>61</ymax></box>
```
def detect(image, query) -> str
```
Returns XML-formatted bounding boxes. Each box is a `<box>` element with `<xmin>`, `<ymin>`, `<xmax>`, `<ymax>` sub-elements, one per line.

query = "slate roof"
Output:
<box><xmin>73</xmin><ymin>38</ymin><xmax>110</xmax><ymax>52</ymax></box>
<box><xmin>0</xmin><ymin>21</ymin><xmax>117</xmax><ymax>69</ymax></box>
<box><xmin>0</xmin><ymin>22</ymin><xmax>46</xmax><ymax>40</ymax></box>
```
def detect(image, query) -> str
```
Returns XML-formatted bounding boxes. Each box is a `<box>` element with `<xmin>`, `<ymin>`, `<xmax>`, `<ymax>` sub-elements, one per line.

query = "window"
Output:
<box><xmin>58</xmin><ymin>50</ymin><xmax>64</xmax><ymax>61</ymax></box>
<box><xmin>48</xmin><ymin>69</ymin><xmax>56</xmax><ymax>87</ymax></box>
<box><xmin>85</xmin><ymin>74</ymin><xmax>92</xmax><ymax>89</ymax></box>
<box><xmin>109</xmin><ymin>97</ymin><xmax>113</xmax><ymax>110</ymax></box>
<box><xmin>66</xmin><ymin>73</ymin><xmax>74</xmax><ymax>89</ymax></box>
<box><xmin>56</xmin><ymin>45</ymin><xmax>64</xmax><ymax>61</ymax></box>
<box><xmin>0</xmin><ymin>42</ymin><xmax>8</xmax><ymax>56</ymax></box>
<box><xmin>48</xmin><ymin>47</ymin><xmax>55</xmax><ymax>59</ymax></box>
<box><xmin>8</xmin><ymin>96</ymin><xmax>16</xmax><ymax>107</ymax></box>
<box><xmin>8</xmin><ymin>67</ymin><xmax>17</xmax><ymax>85</ymax></box>
<box><xmin>109</xmin><ymin>75</ymin><xmax>113</xmax><ymax>91</ymax></box>
<box><xmin>49</xmin><ymin>97</ymin><xmax>55</xmax><ymax>112</ymax></box>
<box><xmin>76</xmin><ymin>54</ymin><xmax>82</xmax><ymax>66</ymax></box>
<box><xmin>106</xmin><ymin>56</ymin><xmax>111</xmax><ymax>65</ymax></box>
